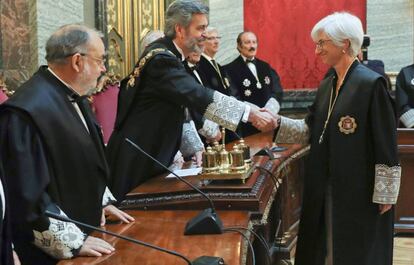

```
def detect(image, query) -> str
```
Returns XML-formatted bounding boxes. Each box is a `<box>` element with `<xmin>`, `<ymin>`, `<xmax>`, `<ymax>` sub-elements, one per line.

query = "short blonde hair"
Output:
<box><xmin>311</xmin><ymin>12</ymin><xmax>363</xmax><ymax>57</ymax></box>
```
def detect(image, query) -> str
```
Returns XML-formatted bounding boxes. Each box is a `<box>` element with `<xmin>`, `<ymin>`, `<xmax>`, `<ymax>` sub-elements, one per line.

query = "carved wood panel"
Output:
<box><xmin>106</xmin><ymin>0</ymin><xmax>165</xmax><ymax>78</ymax></box>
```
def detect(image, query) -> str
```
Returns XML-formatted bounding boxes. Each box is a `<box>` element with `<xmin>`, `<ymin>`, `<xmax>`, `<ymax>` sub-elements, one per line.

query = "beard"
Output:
<box><xmin>184</xmin><ymin>36</ymin><xmax>204</xmax><ymax>54</ymax></box>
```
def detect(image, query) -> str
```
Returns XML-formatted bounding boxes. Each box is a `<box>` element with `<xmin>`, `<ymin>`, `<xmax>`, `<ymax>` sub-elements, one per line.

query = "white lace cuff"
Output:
<box><xmin>33</xmin><ymin>209</ymin><xmax>85</xmax><ymax>259</ymax></box>
<box><xmin>198</xmin><ymin>119</ymin><xmax>220</xmax><ymax>139</ymax></box>
<box><xmin>372</xmin><ymin>164</ymin><xmax>401</xmax><ymax>204</ymax></box>
<box><xmin>400</xmin><ymin>109</ymin><xmax>414</xmax><ymax>128</ymax></box>
<box><xmin>275</xmin><ymin>116</ymin><xmax>309</xmax><ymax>144</ymax></box>
<box><xmin>180</xmin><ymin>120</ymin><xmax>204</xmax><ymax>157</ymax></box>
<box><xmin>203</xmin><ymin>91</ymin><xmax>245</xmax><ymax>131</ymax></box>
<box><xmin>264</xmin><ymin>98</ymin><xmax>280</xmax><ymax>116</ymax></box>
<box><xmin>102</xmin><ymin>186</ymin><xmax>117</xmax><ymax>206</ymax></box>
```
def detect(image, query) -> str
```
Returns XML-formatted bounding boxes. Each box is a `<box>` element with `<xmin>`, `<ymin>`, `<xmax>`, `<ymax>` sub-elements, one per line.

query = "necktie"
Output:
<box><xmin>189</xmin><ymin>64</ymin><xmax>199</xmax><ymax>71</ymax></box>
<box><xmin>246</xmin><ymin>58</ymin><xmax>255</xmax><ymax>64</ymax></box>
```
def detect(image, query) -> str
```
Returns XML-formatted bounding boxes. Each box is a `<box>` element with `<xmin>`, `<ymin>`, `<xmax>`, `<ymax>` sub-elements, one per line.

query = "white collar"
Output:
<box><xmin>202</xmin><ymin>53</ymin><xmax>214</xmax><ymax>61</ymax></box>
<box><xmin>172</xmin><ymin>40</ymin><xmax>186</xmax><ymax>61</ymax></box>
<box><xmin>241</xmin><ymin>54</ymin><xmax>255</xmax><ymax>62</ymax></box>
<box><xmin>47</xmin><ymin>67</ymin><xmax>80</xmax><ymax>97</ymax></box>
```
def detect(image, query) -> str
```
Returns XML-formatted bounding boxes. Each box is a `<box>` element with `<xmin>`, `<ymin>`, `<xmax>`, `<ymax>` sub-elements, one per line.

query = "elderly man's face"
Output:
<box><xmin>182</xmin><ymin>14</ymin><xmax>208</xmax><ymax>55</ymax></box>
<box><xmin>204</xmin><ymin>30</ymin><xmax>220</xmax><ymax>57</ymax></box>
<box><xmin>79</xmin><ymin>34</ymin><xmax>107</xmax><ymax>95</ymax></box>
<box><xmin>238</xmin><ymin>32</ymin><xmax>257</xmax><ymax>59</ymax></box>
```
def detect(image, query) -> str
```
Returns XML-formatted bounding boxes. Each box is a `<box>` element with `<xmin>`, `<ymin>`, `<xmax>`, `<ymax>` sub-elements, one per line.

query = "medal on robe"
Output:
<box><xmin>338</xmin><ymin>116</ymin><xmax>357</xmax><ymax>134</ymax></box>
<box><xmin>411</xmin><ymin>78</ymin><xmax>414</xmax><ymax>86</ymax></box>
<box><xmin>264</xmin><ymin>76</ymin><xmax>270</xmax><ymax>85</ymax></box>
<box><xmin>256</xmin><ymin>82</ymin><xmax>262</xmax><ymax>89</ymax></box>
<box><xmin>243</xmin><ymin>79</ymin><xmax>251</xmax><ymax>87</ymax></box>
<box><xmin>244</xmin><ymin>89</ymin><xmax>252</xmax><ymax>97</ymax></box>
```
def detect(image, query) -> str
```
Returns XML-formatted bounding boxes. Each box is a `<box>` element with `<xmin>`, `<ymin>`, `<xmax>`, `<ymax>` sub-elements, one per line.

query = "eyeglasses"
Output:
<box><xmin>80</xmin><ymin>53</ymin><xmax>107</xmax><ymax>66</ymax></box>
<box><xmin>206</xmin><ymin>36</ymin><xmax>222</xmax><ymax>41</ymax></box>
<box><xmin>315</xmin><ymin>39</ymin><xmax>333</xmax><ymax>49</ymax></box>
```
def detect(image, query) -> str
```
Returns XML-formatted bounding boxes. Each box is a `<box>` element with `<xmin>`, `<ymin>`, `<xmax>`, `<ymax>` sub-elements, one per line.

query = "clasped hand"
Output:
<box><xmin>249</xmin><ymin>108</ymin><xmax>279</xmax><ymax>132</ymax></box>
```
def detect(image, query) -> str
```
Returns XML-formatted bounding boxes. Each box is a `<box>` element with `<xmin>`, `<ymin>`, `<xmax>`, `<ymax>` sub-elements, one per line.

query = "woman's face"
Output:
<box><xmin>314</xmin><ymin>31</ymin><xmax>344</xmax><ymax>67</ymax></box>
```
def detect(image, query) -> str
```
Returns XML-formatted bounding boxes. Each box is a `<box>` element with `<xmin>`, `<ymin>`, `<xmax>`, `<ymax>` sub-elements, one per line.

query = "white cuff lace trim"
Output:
<box><xmin>275</xmin><ymin>116</ymin><xmax>309</xmax><ymax>144</ymax></box>
<box><xmin>180</xmin><ymin>120</ymin><xmax>204</xmax><ymax>157</ymax></box>
<box><xmin>203</xmin><ymin>91</ymin><xmax>245</xmax><ymax>131</ymax></box>
<box><xmin>372</xmin><ymin>164</ymin><xmax>401</xmax><ymax>204</ymax></box>
<box><xmin>264</xmin><ymin>98</ymin><xmax>280</xmax><ymax>116</ymax></box>
<box><xmin>102</xmin><ymin>186</ymin><xmax>117</xmax><ymax>206</ymax></box>
<box><xmin>400</xmin><ymin>109</ymin><xmax>414</xmax><ymax>128</ymax></box>
<box><xmin>198</xmin><ymin>119</ymin><xmax>220</xmax><ymax>139</ymax></box>
<box><xmin>33</xmin><ymin>209</ymin><xmax>85</xmax><ymax>259</ymax></box>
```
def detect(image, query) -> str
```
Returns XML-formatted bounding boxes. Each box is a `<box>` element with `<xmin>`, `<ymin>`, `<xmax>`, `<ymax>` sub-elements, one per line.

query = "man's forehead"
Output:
<box><xmin>189</xmin><ymin>13</ymin><xmax>208</xmax><ymax>25</ymax></box>
<box><xmin>242</xmin><ymin>32</ymin><xmax>256</xmax><ymax>41</ymax></box>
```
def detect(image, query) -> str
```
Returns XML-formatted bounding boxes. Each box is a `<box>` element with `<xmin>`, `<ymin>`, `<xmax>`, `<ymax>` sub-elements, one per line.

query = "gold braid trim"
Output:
<box><xmin>127</xmin><ymin>48</ymin><xmax>175</xmax><ymax>89</ymax></box>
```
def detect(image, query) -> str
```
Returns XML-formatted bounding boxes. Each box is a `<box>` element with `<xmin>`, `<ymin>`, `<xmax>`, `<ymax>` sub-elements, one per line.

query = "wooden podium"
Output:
<box><xmin>59</xmin><ymin>132</ymin><xmax>308</xmax><ymax>265</ymax></box>
<box><xmin>395</xmin><ymin>128</ymin><xmax>414</xmax><ymax>234</ymax></box>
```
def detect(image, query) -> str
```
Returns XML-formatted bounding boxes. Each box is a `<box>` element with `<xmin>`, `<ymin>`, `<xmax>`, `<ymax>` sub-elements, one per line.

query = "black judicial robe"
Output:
<box><xmin>198</xmin><ymin>55</ymin><xmax>236</xmax><ymax>97</ymax></box>
<box><xmin>0</xmin><ymin>67</ymin><xmax>108</xmax><ymax>265</ymax></box>
<box><xmin>396</xmin><ymin>64</ymin><xmax>414</xmax><ymax>118</ymax></box>
<box><xmin>295</xmin><ymin>61</ymin><xmax>398</xmax><ymax>265</ymax></box>
<box><xmin>107</xmin><ymin>37</ymin><xmax>217</xmax><ymax>200</ymax></box>
<box><xmin>224</xmin><ymin>55</ymin><xmax>283</xmax><ymax>137</ymax></box>
<box><xmin>0</xmin><ymin>169</ymin><xmax>13</xmax><ymax>265</ymax></box>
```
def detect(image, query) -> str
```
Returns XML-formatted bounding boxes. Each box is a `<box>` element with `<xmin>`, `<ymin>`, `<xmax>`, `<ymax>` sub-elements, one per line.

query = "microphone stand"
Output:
<box><xmin>125</xmin><ymin>138</ymin><xmax>223</xmax><ymax>235</ymax></box>
<box><xmin>45</xmin><ymin>210</ymin><xmax>224</xmax><ymax>265</ymax></box>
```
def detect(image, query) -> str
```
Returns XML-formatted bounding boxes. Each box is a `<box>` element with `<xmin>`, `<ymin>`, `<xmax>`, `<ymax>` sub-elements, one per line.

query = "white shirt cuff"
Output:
<box><xmin>241</xmin><ymin>104</ymin><xmax>251</xmax><ymax>123</ymax></box>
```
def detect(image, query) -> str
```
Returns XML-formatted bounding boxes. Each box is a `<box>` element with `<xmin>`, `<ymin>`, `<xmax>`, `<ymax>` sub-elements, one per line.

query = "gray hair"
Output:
<box><xmin>45</xmin><ymin>24</ymin><xmax>103</xmax><ymax>64</ymax></box>
<box><xmin>164</xmin><ymin>0</ymin><xmax>209</xmax><ymax>38</ymax></box>
<box><xmin>205</xmin><ymin>26</ymin><xmax>217</xmax><ymax>35</ymax></box>
<box><xmin>311</xmin><ymin>12</ymin><xmax>363</xmax><ymax>57</ymax></box>
<box><xmin>141</xmin><ymin>30</ymin><xmax>165</xmax><ymax>49</ymax></box>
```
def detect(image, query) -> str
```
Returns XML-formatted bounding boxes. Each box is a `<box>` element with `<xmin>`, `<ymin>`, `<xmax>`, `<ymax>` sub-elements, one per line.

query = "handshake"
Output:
<box><xmin>248</xmin><ymin>107</ymin><xmax>280</xmax><ymax>132</ymax></box>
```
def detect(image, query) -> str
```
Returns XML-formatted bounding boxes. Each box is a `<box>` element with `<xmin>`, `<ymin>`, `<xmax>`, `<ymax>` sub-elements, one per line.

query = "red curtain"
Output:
<box><xmin>244</xmin><ymin>0</ymin><xmax>366</xmax><ymax>90</ymax></box>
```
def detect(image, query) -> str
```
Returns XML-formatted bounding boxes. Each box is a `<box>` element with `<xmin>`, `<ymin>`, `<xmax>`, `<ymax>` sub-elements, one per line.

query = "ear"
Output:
<box><xmin>175</xmin><ymin>24</ymin><xmax>184</xmax><ymax>40</ymax></box>
<box><xmin>70</xmin><ymin>53</ymin><xmax>83</xmax><ymax>73</ymax></box>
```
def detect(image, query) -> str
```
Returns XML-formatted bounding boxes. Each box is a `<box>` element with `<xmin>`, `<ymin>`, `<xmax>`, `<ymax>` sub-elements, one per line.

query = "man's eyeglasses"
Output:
<box><xmin>80</xmin><ymin>53</ymin><xmax>107</xmax><ymax>66</ymax></box>
<box><xmin>206</xmin><ymin>36</ymin><xmax>222</xmax><ymax>41</ymax></box>
<box><xmin>315</xmin><ymin>39</ymin><xmax>333</xmax><ymax>49</ymax></box>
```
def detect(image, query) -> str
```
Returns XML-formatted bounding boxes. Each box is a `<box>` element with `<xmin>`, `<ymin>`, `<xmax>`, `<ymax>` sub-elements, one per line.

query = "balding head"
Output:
<box><xmin>45</xmin><ymin>24</ymin><xmax>103</xmax><ymax>65</ymax></box>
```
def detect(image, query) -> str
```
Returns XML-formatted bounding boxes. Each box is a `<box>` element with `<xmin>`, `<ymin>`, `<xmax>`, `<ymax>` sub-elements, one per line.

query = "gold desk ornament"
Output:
<box><xmin>230</xmin><ymin>145</ymin><xmax>245</xmax><ymax>171</ymax></box>
<box><xmin>237</xmin><ymin>138</ymin><xmax>251</xmax><ymax>163</ymax></box>
<box><xmin>202</xmin><ymin>146</ymin><xmax>219</xmax><ymax>173</ymax></box>
<box><xmin>199</xmin><ymin>131</ymin><xmax>253</xmax><ymax>183</ymax></box>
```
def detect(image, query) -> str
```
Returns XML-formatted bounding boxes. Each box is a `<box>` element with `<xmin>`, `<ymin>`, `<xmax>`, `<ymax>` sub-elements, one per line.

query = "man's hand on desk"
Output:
<box><xmin>79</xmin><ymin>236</ymin><xmax>115</xmax><ymax>257</ymax></box>
<box><xmin>249</xmin><ymin>108</ymin><xmax>280</xmax><ymax>132</ymax></box>
<box><xmin>101</xmin><ymin>205</ymin><xmax>135</xmax><ymax>226</ymax></box>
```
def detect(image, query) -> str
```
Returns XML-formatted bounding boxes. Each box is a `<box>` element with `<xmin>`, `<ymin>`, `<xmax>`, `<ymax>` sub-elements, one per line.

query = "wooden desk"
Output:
<box><xmin>59</xmin><ymin>210</ymin><xmax>249</xmax><ymax>265</ymax></box>
<box><xmin>60</xmin><ymin>132</ymin><xmax>308</xmax><ymax>265</ymax></box>
<box><xmin>395</xmin><ymin>128</ymin><xmax>414</xmax><ymax>234</ymax></box>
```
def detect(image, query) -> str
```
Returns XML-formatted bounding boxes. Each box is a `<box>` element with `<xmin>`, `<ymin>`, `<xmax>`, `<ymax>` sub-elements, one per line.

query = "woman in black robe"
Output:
<box><xmin>273</xmin><ymin>12</ymin><xmax>400</xmax><ymax>265</ymax></box>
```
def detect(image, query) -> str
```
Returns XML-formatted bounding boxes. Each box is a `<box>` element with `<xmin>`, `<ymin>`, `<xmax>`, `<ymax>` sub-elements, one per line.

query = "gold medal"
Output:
<box><xmin>338</xmin><ymin>116</ymin><xmax>357</xmax><ymax>134</ymax></box>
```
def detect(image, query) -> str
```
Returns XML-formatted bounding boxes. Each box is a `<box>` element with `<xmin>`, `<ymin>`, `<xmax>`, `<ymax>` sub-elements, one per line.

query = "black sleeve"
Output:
<box><xmin>270</xmin><ymin>68</ymin><xmax>284</xmax><ymax>103</ymax></box>
<box><xmin>396</xmin><ymin>69</ymin><xmax>412</xmax><ymax>117</ymax></box>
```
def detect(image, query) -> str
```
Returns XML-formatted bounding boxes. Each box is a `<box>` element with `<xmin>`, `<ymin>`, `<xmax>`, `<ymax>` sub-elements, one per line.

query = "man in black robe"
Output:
<box><xmin>106</xmin><ymin>0</ymin><xmax>274</xmax><ymax>200</ymax></box>
<box><xmin>396</xmin><ymin>64</ymin><xmax>414</xmax><ymax>127</ymax></box>
<box><xmin>224</xmin><ymin>31</ymin><xmax>283</xmax><ymax>137</ymax></box>
<box><xmin>199</xmin><ymin>27</ymin><xmax>234</xmax><ymax>97</ymax></box>
<box><xmin>0</xmin><ymin>24</ymin><xmax>132</xmax><ymax>265</ymax></box>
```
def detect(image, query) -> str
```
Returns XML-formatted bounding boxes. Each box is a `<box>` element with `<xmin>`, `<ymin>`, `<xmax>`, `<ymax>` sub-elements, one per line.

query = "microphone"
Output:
<box><xmin>125</xmin><ymin>138</ymin><xmax>223</xmax><ymax>235</ymax></box>
<box><xmin>45</xmin><ymin>210</ymin><xmax>224</xmax><ymax>265</ymax></box>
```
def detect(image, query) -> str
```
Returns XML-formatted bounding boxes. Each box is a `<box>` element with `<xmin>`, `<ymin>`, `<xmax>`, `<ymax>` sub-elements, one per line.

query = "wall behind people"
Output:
<box><xmin>367</xmin><ymin>0</ymin><xmax>414</xmax><ymax>72</ymax></box>
<box><xmin>244</xmin><ymin>0</ymin><xmax>366</xmax><ymax>89</ymax></box>
<box><xmin>0</xmin><ymin>0</ymin><xmax>88</xmax><ymax>91</ymax></box>
<box><xmin>209</xmin><ymin>0</ymin><xmax>243</xmax><ymax>64</ymax></box>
